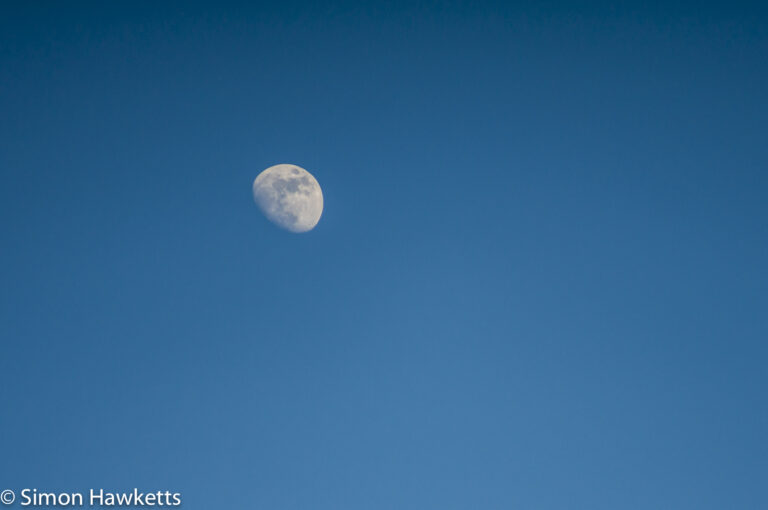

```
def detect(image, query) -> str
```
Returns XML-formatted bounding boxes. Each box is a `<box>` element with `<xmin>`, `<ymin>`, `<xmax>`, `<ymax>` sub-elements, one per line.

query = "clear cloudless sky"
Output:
<box><xmin>1</xmin><ymin>1</ymin><xmax>767</xmax><ymax>508</ymax></box>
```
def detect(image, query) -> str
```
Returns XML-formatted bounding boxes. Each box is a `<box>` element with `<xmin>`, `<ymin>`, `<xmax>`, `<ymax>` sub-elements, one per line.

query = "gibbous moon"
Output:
<box><xmin>252</xmin><ymin>164</ymin><xmax>324</xmax><ymax>233</ymax></box>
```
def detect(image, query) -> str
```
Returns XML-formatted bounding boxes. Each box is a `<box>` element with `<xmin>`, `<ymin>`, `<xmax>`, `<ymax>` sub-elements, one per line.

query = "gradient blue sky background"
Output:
<box><xmin>1</xmin><ymin>1</ymin><xmax>767</xmax><ymax>508</ymax></box>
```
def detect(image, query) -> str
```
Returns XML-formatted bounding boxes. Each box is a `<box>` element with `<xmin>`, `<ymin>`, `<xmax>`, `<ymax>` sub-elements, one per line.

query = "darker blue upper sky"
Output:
<box><xmin>1</xmin><ymin>2</ymin><xmax>767</xmax><ymax>509</ymax></box>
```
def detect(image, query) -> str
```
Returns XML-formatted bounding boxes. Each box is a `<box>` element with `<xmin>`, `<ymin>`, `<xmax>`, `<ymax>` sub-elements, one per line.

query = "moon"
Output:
<box><xmin>252</xmin><ymin>164</ymin><xmax>324</xmax><ymax>233</ymax></box>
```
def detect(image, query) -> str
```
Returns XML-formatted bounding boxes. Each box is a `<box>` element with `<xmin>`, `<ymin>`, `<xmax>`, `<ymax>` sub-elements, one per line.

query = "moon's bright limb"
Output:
<box><xmin>252</xmin><ymin>164</ymin><xmax>323</xmax><ymax>233</ymax></box>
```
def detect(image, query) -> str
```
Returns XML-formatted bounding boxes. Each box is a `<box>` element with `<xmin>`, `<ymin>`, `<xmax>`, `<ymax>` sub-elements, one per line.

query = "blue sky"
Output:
<box><xmin>1</xmin><ymin>1</ymin><xmax>767</xmax><ymax>508</ymax></box>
